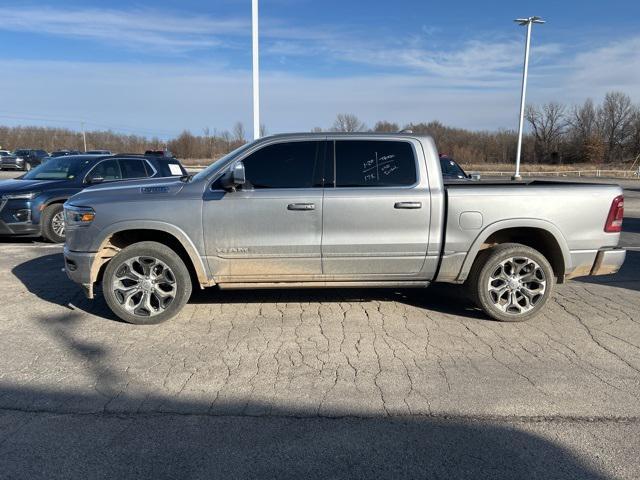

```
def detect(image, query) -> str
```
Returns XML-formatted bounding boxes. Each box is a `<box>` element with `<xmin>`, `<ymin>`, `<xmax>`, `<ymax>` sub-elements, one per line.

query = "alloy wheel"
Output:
<box><xmin>111</xmin><ymin>256</ymin><xmax>177</xmax><ymax>317</ymax></box>
<box><xmin>487</xmin><ymin>256</ymin><xmax>547</xmax><ymax>315</ymax></box>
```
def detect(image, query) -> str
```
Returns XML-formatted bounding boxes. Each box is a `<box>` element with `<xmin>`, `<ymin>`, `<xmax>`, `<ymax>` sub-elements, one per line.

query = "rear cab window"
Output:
<box><xmin>334</xmin><ymin>140</ymin><xmax>417</xmax><ymax>187</ymax></box>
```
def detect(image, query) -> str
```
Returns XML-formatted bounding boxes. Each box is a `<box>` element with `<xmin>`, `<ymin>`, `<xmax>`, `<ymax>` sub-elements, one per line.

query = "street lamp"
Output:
<box><xmin>252</xmin><ymin>0</ymin><xmax>260</xmax><ymax>140</ymax></box>
<box><xmin>513</xmin><ymin>16</ymin><xmax>545</xmax><ymax>180</ymax></box>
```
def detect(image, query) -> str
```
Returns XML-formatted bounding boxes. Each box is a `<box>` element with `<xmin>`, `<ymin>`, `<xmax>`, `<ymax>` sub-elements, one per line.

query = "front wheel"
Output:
<box><xmin>103</xmin><ymin>241</ymin><xmax>192</xmax><ymax>324</ymax></box>
<box><xmin>41</xmin><ymin>204</ymin><xmax>66</xmax><ymax>243</ymax></box>
<box><xmin>23</xmin><ymin>162</ymin><xmax>32</xmax><ymax>172</ymax></box>
<box><xmin>467</xmin><ymin>243</ymin><xmax>554</xmax><ymax>322</ymax></box>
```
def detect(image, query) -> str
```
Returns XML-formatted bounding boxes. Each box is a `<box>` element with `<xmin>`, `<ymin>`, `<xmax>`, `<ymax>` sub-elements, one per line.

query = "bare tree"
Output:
<box><xmin>567</xmin><ymin>99</ymin><xmax>603</xmax><ymax>163</ymax></box>
<box><xmin>373</xmin><ymin>120</ymin><xmax>400</xmax><ymax>133</ymax></box>
<box><xmin>569</xmin><ymin>99</ymin><xmax>598</xmax><ymax>140</ymax></box>
<box><xmin>525</xmin><ymin>102</ymin><xmax>567</xmax><ymax>162</ymax></box>
<box><xmin>232</xmin><ymin>121</ymin><xmax>246</xmax><ymax>143</ymax></box>
<box><xmin>331</xmin><ymin>113</ymin><xmax>366</xmax><ymax>132</ymax></box>
<box><xmin>310</xmin><ymin>127</ymin><xmax>324</xmax><ymax>133</ymax></box>
<box><xmin>628</xmin><ymin>109</ymin><xmax>640</xmax><ymax>160</ymax></box>
<box><xmin>259</xmin><ymin>124</ymin><xmax>268</xmax><ymax>137</ymax></box>
<box><xmin>598</xmin><ymin>91</ymin><xmax>634</xmax><ymax>162</ymax></box>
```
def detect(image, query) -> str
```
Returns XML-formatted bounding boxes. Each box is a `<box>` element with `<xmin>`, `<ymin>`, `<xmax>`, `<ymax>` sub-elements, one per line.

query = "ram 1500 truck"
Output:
<box><xmin>63</xmin><ymin>133</ymin><xmax>626</xmax><ymax>324</ymax></box>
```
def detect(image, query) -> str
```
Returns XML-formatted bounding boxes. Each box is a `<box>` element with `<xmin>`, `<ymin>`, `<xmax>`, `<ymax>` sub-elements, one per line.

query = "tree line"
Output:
<box><xmin>1</xmin><ymin>91</ymin><xmax>638</xmax><ymax>165</ymax></box>
<box><xmin>329</xmin><ymin>91</ymin><xmax>640</xmax><ymax>165</ymax></box>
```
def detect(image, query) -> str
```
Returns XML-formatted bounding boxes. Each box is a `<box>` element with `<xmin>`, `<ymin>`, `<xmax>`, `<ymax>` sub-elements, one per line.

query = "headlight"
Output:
<box><xmin>2</xmin><ymin>192</ymin><xmax>39</xmax><ymax>200</ymax></box>
<box><xmin>64</xmin><ymin>205</ymin><xmax>95</xmax><ymax>226</ymax></box>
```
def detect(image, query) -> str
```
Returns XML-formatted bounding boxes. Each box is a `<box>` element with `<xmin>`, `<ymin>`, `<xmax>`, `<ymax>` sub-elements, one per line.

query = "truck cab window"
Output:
<box><xmin>241</xmin><ymin>141</ymin><xmax>324</xmax><ymax>189</ymax></box>
<box><xmin>335</xmin><ymin>140</ymin><xmax>417</xmax><ymax>187</ymax></box>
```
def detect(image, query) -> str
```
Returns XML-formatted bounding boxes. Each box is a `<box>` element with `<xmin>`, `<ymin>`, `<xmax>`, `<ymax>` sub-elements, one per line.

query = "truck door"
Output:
<box><xmin>322</xmin><ymin>139</ymin><xmax>430</xmax><ymax>276</ymax></box>
<box><xmin>203</xmin><ymin>140</ymin><xmax>327</xmax><ymax>280</ymax></box>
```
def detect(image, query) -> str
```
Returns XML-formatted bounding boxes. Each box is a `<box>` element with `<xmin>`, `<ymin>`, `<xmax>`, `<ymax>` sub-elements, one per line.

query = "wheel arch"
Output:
<box><xmin>88</xmin><ymin>222</ymin><xmax>211</xmax><ymax>289</ymax></box>
<box><xmin>457</xmin><ymin>219</ymin><xmax>570</xmax><ymax>283</ymax></box>
<box><xmin>37</xmin><ymin>197</ymin><xmax>68</xmax><ymax>219</ymax></box>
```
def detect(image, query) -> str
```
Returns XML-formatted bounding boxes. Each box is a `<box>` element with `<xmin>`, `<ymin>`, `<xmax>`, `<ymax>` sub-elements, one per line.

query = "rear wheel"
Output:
<box><xmin>103</xmin><ymin>241</ymin><xmax>192</xmax><ymax>325</ymax></box>
<box><xmin>467</xmin><ymin>243</ymin><xmax>554</xmax><ymax>322</ymax></box>
<box><xmin>41</xmin><ymin>204</ymin><xmax>65</xmax><ymax>243</ymax></box>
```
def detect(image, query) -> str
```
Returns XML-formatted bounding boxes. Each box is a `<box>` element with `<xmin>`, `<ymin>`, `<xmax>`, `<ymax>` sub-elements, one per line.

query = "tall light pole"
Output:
<box><xmin>81</xmin><ymin>121</ymin><xmax>87</xmax><ymax>152</ymax></box>
<box><xmin>252</xmin><ymin>0</ymin><xmax>260</xmax><ymax>140</ymax></box>
<box><xmin>513</xmin><ymin>16</ymin><xmax>544</xmax><ymax>180</ymax></box>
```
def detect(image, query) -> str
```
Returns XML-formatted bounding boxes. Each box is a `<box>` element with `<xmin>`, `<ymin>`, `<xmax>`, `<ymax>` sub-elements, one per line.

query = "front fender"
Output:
<box><xmin>90</xmin><ymin>220</ymin><xmax>211</xmax><ymax>286</ymax></box>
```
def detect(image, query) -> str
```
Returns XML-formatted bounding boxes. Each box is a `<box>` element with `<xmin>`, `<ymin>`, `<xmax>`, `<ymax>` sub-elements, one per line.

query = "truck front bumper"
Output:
<box><xmin>567</xmin><ymin>247</ymin><xmax>626</xmax><ymax>279</ymax></box>
<box><xmin>63</xmin><ymin>246</ymin><xmax>96</xmax><ymax>298</ymax></box>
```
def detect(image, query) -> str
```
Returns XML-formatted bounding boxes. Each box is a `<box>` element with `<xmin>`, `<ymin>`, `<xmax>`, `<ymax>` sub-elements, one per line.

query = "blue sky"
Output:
<box><xmin>1</xmin><ymin>0</ymin><xmax>639</xmax><ymax>139</ymax></box>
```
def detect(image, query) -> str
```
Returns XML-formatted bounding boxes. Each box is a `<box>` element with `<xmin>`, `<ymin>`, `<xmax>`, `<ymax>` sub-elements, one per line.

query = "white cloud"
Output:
<box><xmin>0</xmin><ymin>58</ymin><xmax>533</xmax><ymax>137</ymax></box>
<box><xmin>0</xmin><ymin>6</ymin><xmax>248</xmax><ymax>53</ymax></box>
<box><xmin>0</xmin><ymin>5</ymin><xmax>638</xmax><ymax>137</ymax></box>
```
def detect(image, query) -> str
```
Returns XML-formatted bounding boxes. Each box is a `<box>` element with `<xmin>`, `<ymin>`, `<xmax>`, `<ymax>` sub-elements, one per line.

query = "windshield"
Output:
<box><xmin>191</xmin><ymin>142</ymin><xmax>254</xmax><ymax>182</ymax></box>
<box><xmin>13</xmin><ymin>150</ymin><xmax>29</xmax><ymax>157</ymax></box>
<box><xmin>22</xmin><ymin>156</ymin><xmax>91</xmax><ymax>180</ymax></box>
<box><xmin>0</xmin><ymin>152</ymin><xmax>10</xmax><ymax>157</ymax></box>
<box><xmin>440</xmin><ymin>157</ymin><xmax>467</xmax><ymax>178</ymax></box>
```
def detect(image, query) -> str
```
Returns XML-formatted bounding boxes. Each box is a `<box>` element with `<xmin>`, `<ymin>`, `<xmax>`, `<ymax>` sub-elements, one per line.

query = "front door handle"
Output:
<box><xmin>287</xmin><ymin>203</ymin><xmax>316</xmax><ymax>211</ymax></box>
<box><xmin>394</xmin><ymin>202</ymin><xmax>422</xmax><ymax>209</ymax></box>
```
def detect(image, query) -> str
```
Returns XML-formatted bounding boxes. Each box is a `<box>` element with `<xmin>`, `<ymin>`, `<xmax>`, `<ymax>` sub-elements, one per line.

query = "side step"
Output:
<box><xmin>217</xmin><ymin>281</ymin><xmax>430</xmax><ymax>290</ymax></box>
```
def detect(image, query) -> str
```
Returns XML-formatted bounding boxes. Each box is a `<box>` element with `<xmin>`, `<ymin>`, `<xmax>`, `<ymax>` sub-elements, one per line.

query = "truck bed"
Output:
<box><xmin>436</xmin><ymin>179</ymin><xmax>624</xmax><ymax>283</ymax></box>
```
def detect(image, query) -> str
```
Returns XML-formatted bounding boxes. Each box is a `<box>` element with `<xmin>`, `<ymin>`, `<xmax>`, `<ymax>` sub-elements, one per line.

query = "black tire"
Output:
<box><xmin>41</xmin><ymin>203</ymin><xmax>66</xmax><ymax>243</ymax></box>
<box><xmin>23</xmin><ymin>162</ymin><xmax>32</xmax><ymax>172</ymax></box>
<box><xmin>467</xmin><ymin>243</ymin><xmax>554</xmax><ymax>322</ymax></box>
<box><xmin>103</xmin><ymin>241</ymin><xmax>192</xmax><ymax>325</ymax></box>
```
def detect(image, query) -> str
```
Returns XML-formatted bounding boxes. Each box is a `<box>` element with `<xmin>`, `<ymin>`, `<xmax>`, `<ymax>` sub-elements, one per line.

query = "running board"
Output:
<box><xmin>217</xmin><ymin>281</ymin><xmax>430</xmax><ymax>290</ymax></box>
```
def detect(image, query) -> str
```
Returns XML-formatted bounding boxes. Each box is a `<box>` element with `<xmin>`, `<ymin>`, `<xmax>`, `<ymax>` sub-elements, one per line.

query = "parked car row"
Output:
<box><xmin>0</xmin><ymin>149</ymin><xmax>115</xmax><ymax>171</ymax></box>
<box><xmin>0</xmin><ymin>152</ymin><xmax>186</xmax><ymax>242</ymax></box>
<box><xmin>0</xmin><ymin>149</ymin><xmax>49</xmax><ymax>171</ymax></box>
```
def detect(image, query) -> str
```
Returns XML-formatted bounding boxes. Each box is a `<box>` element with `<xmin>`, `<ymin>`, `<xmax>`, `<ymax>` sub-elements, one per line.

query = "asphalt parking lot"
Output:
<box><xmin>0</xmin><ymin>170</ymin><xmax>639</xmax><ymax>479</ymax></box>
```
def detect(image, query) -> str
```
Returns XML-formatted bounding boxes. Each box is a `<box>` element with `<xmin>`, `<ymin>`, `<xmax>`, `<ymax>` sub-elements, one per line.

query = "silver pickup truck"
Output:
<box><xmin>63</xmin><ymin>133</ymin><xmax>626</xmax><ymax>324</ymax></box>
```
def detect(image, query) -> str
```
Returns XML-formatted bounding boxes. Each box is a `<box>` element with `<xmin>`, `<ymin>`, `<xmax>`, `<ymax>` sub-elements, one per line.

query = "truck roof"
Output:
<box><xmin>260</xmin><ymin>132</ymin><xmax>432</xmax><ymax>140</ymax></box>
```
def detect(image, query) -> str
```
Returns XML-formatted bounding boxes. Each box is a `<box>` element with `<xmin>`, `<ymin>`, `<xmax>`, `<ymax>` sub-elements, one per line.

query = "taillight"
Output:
<box><xmin>604</xmin><ymin>195</ymin><xmax>624</xmax><ymax>233</ymax></box>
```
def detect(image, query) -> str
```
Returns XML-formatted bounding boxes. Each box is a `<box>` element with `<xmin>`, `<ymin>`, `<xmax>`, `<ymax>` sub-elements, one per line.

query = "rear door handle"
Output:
<box><xmin>287</xmin><ymin>203</ymin><xmax>316</xmax><ymax>211</ymax></box>
<box><xmin>394</xmin><ymin>202</ymin><xmax>422</xmax><ymax>209</ymax></box>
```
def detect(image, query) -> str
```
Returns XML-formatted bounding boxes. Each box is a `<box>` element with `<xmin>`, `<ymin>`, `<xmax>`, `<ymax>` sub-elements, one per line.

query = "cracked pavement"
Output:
<box><xmin>0</xmin><ymin>179</ymin><xmax>638</xmax><ymax>479</ymax></box>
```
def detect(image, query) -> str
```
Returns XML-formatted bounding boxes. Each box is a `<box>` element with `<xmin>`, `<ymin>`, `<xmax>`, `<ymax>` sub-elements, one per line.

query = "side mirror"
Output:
<box><xmin>469</xmin><ymin>173</ymin><xmax>481</xmax><ymax>181</ymax></box>
<box><xmin>221</xmin><ymin>161</ymin><xmax>246</xmax><ymax>190</ymax></box>
<box><xmin>87</xmin><ymin>176</ymin><xmax>104</xmax><ymax>185</ymax></box>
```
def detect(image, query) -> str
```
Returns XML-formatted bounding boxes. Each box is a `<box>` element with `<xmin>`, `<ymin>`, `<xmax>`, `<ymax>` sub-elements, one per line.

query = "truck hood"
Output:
<box><xmin>68</xmin><ymin>177</ymin><xmax>186</xmax><ymax>206</ymax></box>
<box><xmin>0</xmin><ymin>178</ymin><xmax>69</xmax><ymax>194</ymax></box>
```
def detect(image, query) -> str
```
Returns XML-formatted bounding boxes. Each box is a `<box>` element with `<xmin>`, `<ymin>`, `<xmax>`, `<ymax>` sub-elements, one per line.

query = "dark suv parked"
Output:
<box><xmin>1</xmin><ymin>149</ymin><xmax>49</xmax><ymax>171</ymax></box>
<box><xmin>0</xmin><ymin>154</ymin><xmax>187</xmax><ymax>242</ymax></box>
